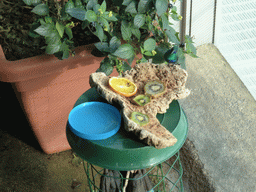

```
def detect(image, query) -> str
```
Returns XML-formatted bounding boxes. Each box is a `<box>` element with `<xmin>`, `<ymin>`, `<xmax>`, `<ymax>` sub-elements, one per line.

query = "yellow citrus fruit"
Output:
<box><xmin>109</xmin><ymin>77</ymin><xmax>137</xmax><ymax>97</ymax></box>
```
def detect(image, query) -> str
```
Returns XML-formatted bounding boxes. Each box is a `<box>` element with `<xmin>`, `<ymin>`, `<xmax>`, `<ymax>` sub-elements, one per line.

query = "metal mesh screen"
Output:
<box><xmin>171</xmin><ymin>0</ymin><xmax>256</xmax><ymax>100</ymax></box>
<box><xmin>171</xmin><ymin>0</ymin><xmax>215</xmax><ymax>47</ymax></box>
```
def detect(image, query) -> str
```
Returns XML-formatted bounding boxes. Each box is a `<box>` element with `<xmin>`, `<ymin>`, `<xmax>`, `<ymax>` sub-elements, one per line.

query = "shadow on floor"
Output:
<box><xmin>0</xmin><ymin>81</ymin><xmax>42</xmax><ymax>152</ymax></box>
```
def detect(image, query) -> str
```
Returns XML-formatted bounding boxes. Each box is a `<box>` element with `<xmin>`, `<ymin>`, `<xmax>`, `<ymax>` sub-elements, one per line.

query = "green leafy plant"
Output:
<box><xmin>22</xmin><ymin>0</ymin><xmax>197</xmax><ymax>75</ymax></box>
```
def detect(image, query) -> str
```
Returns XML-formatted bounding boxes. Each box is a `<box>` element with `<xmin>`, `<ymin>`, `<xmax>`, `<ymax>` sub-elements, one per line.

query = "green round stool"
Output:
<box><xmin>66</xmin><ymin>87</ymin><xmax>188</xmax><ymax>192</ymax></box>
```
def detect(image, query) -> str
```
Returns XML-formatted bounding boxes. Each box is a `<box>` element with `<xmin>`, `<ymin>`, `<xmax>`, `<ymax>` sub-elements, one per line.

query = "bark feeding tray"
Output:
<box><xmin>89</xmin><ymin>62</ymin><xmax>190</xmax><ymax>149</ymax></box>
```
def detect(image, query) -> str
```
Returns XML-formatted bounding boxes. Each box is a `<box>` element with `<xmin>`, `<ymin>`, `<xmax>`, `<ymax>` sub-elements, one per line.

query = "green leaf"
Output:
<box><xmin>54</xmin><ymin>42</ymin><xmax>70</xmax><ymax>60</ymax></box>
<box><xmin>161</xmin><ymin>14</ymin><xmax>170</xmax><ymax>30</ymax></box>
<box><xmin>96</xmin><ymin>57</ymin><xmax>114</xmax><ymax>76</ymax></box>
<box><xmin>66</xmin><ymin>7</ymin><xmax>87</xmax><ymax>21</ymax></box>
<box><xmin>155</xmin><ymin>0</ymin><xmax>168</xmax><ymax>16</ymax></box>
<box><xmin>125</xmin><ymin>1</ymin><xmax>137</xmax><ymax>14</ymax></box>
<box><xmin>140</xmin><ymin>56</ymin><xmax>148</xmax><ymax>63</ymax></box>
<box><xmin>45</xmin><ymin>30</ymin><xmax>61</xmax><ymax>45</ymax></box>
<box><xmin>31</xmin><ymin>4</ymin><xmax>49</xmax><ymax>16</ymax></box>
<box><xmin>112</xmin><ymin>44</ymin><xmax>134</xmax><ymax>59</ymax></box>
<box><xmin>38</xmin><ymin>18</ymin><xmax>46</xmax><ymax>25</ymax></box>
<box><xmin>138</xmin><ymin>0</ymin><xmax>152</xmax><ymax>14</ymax></box>
<box><xmin>34</xmin><ymin>24</ymin><xmax>54</xmax><ymax>36</ymax></box>
<box><xmin>144</xmin><ymin>38</ymin><xmax>156</xmax><ymax>52</ymax></box>
<box><xmin>75</xmin><ymin>0</ymin><xmax>83</xmax><ymax>8</ymax></box>
<box><xmin>65</xmin><ymin>26</ymin><xmax>73</xmax><ymax>39</ymax></box>
<box><xmin>44</xmin><ymin>16</ymin><xmax>53</xmax><ymax>24</ymax></box>
<box><xmin>23</xmin><ymin>0</ymin><xmax>32</xmax><ymax>5</ymax></box>
<box><xmin>147</xmin><ymin>22</ymin><xmax>153</xmax><ymax>31</ymax></box>
<box><xmin>87</xmin><ymin>0</ymin><xmax>98</xmax><ymax>10</ymax></box>
<box><xmin>33</xmin><ymin>0</ymin><xmax>42</xmax><ymax>5</ymax></box>
<box><xmin>122</xmin><ymin>61</ymin><xmax>132</xmax><ymax>72</ymax></box>
<box><xmin>134</xmin><ymin>14</ymin><xmax>145</xmax><ymax>28</ymax></box>
<box><xmin>56</xmin><ymin>22</ymin><xmax>65</xmax><ymax>38</ymax></box>
<box><xmin>23</xmin><ymin>0</ymin><xmax>31</xmax><ymax>5</ymax></box>
<box><xmin>82</xmin><ymin>20</ymin><xmax>89</xmax><ymax>29</ymax></box>
<box><xmin>102</xmin><ymin>12</ymin><xmax>118</xmax><ymax>21</ymax></box>
<box><xmin>170</xmin><ymin>7</ymin><xmax>180</xmax><ymax>21</ymax></box>
<box><xmin>121</xmin><ymin>21</ymin><xmax>132</xmax><ymax>41</ymax></box>
<box><xmin>151</xmin><ymin>44</ymin><xmax>169</xmax><ymax>63</ymax></box>
<box><xmin>109</xmin><ymin>36</ymin><xmax>121</xmax><ymax>52</ymax></box>
<box><xmin>131</xmin><ymin>26</ymin><xmax>141</xmax><ymax>40</ymax></box>
<box><xmin>166</xmin><ymin>27</ymin><xmax>179</xmax><ymax>44</ymax></box>
<box><xmin>63</xmin><ymin>50</ymin><xmax>71</xmax><ymax>59</ymax></box>
<box><xmin>185</xmin><ymin>35</ymin><xmax>197</xmax><ymax>57</ymax></box>
<box><xmin>98</xmin><ymin>17</ymin><xmax>109</xmax><ymax>31</ymax></box>
<box><xmin>144</xmin><ymin>51</ymin><xmax>153</xmax><ymax>56</ymax></box>
<box><xmin>94</xmin><ymin>42</ymin><xmax>109</xmax><ymax>52</ymax></box>
<box><xmin>185</xmin><ymin>35</ymin><xmax>193</xmax><ymax>43</ymax></box>
<box><xmin>60</xmin><ymin>42</ymin><xmax>70</xmax><ymax>59</ymax></box>
<box><xmin>65</xmin><ymin>0</ymin><xmax>75</xmax><ymax>11</ymax></box>
<box><xmin>94</xmin><ymin>23</ymin><xmax>104</xmax><ymax>41</ymax></box>
<box><xmin>62</xmin><ymin>0</ymin><xmax>74</xmax><ymax>20</ymax></box>
<box><xmin>127</xmin><ymin>54</ymin><xmax>135</xmax><ymax>65</ymax></box>
<box><xmin>29</xmin><ymin>22</ymin><xmax>41</xmax><ymax>38</ymax></box>
<box><xmin>171</xmin><ymin>6</ymin><xmax>177</xmax><ymax>12</ymax></box>
<box><xmin>23</xmin><ymin>0</ymin><xmax>41</xmax><ymax>6</ymax></box>
<box><xmin>122</xmin><ymin>0</ymin><xmax>132</xmax><ymax>6</ymax></box>
<box><xmin>93</xmin><ymin>4</ymin><xmax>101</xmax><ymax>14</ymax></box>
<box><xmin>86</xmin><ymin>10</ymin><xmax>97</xmax><ymax>22</ymax></box>
<box><xmin>171</xmin><ymin>13</ymin><xmax>179</xmax><ymax>21</ymax></box>
<box><xmin>100</xmin><ymin>0</ymin><xmax>106</xmax><ymax>13</ymax></box>
<box><xmin>46</xmin><ymin>42</ymin><xmax>62</xmax><ymax>54</ymax></box>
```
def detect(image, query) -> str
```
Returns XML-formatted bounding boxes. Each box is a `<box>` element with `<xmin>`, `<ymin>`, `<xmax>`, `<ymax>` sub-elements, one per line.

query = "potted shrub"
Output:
<box><xmin>0</xmin><ymin>0</ymin><xmax>196</xmax><ymax>154</ymax></box>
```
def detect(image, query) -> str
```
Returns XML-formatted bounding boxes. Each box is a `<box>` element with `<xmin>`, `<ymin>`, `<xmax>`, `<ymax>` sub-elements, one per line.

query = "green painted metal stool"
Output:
<box><xmin>66</xmin><ymin>88</ymin><xmax>188</xmax><ymax>192</ymax></box>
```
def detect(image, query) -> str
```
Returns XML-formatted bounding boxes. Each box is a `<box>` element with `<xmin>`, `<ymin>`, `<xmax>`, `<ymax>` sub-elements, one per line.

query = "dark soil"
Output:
<box><xmin>0</xmin><ymin>0</ymin><xmax>98</xmax><ymax>61</ymax></box>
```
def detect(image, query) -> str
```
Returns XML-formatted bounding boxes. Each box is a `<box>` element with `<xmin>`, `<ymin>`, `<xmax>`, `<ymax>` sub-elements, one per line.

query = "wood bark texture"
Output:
<box><xmin>89</xmin><ymin>62</ymin><xmax>190</xmax><ymax>149</ymax></box>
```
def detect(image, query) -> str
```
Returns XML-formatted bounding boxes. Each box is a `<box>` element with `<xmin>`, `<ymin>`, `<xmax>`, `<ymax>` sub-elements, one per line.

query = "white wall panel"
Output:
<box><xmin>215</xmin><ymin>0</ymin><xmax>256</xmax><ymax>100</ymax></box>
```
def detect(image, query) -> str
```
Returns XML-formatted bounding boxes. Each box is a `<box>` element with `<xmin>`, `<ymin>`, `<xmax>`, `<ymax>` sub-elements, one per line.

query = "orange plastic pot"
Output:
<box><xmin>0</xmin><ymin>44</ymin><xmax>119</xmax><ymax>154</ymax></box>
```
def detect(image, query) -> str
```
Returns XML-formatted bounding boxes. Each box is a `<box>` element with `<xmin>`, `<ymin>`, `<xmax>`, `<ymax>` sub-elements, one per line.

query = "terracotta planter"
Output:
<box><xmin>0</xmin><ymin>44</ymin><xmax>119</xmax><ymax>154</ymax></box>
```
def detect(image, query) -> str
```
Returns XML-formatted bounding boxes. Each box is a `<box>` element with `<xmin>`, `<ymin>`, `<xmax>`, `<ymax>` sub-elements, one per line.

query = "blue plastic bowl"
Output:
<box><xmin>68</xmin><ymin>102</ymin><xmax>121</xmax><ymax>140</ymax></box>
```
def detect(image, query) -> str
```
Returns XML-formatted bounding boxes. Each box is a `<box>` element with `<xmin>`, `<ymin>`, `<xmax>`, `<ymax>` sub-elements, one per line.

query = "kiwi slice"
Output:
<box><xmin>133</xmin><ymin>95</ymin><xmax>151</xmax><ymax>106</ymax></box>
<box><xmin>144</xmin><ymin>80</ymin><xmax>166</xmax><ymax>97</ymax></box>
<box><xmin>130</xmin><ymin>112</ymin><xmax>149</xmax><ymax>126</ymax></box>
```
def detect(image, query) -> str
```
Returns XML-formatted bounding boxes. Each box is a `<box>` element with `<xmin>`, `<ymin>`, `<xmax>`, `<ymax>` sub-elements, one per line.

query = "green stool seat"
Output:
<box><xmin>66</xmin><ymin>87</ymin><xmax>188</xmax><ymax>171</ymax></box>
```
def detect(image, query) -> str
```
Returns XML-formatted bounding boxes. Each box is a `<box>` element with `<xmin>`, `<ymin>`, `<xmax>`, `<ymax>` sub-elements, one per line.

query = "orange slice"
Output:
<box><xmin>109</xmin><ymin>77</ymin><xmax>137</xmax><ymax>97</ymax></box>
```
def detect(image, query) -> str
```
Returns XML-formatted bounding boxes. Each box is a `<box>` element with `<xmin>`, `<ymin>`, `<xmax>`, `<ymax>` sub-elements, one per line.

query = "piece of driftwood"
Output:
<box><xmin>89</xmin><ymin>62</ymin><xmax>190</xmax><ymax>149</ymax></box>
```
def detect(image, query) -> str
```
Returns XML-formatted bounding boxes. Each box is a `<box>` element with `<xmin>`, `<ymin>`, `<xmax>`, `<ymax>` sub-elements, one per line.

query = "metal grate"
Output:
<box><xmin>215</xmin><ymin>0</ymin><xmax>256</xmax><ymax>100</ymax></box>
<box><xmin>84</xmin><ymin>152</ymin><xmax>184</xmax><ymax>192</ymax></box>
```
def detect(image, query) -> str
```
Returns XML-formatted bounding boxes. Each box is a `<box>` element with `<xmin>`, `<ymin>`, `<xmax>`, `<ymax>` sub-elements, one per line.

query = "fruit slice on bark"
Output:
<box><xmin>144</xmin><ymin>80</ymin><xmax>166</xmax><ymax>97</ymax></box>
<box><xmin>109</xmin><ymin>77</ymin><xmax>137</xmax><ymax>97</ymax></box>
<box><xmin>130</xmin><ymin>112</ymin><xmax>149</xmax><ymax>126</ymax></box>
<box><xmin>133</xmin><ymin>95</ymin><xmax>151</xmax><ymax>106</ymax></box>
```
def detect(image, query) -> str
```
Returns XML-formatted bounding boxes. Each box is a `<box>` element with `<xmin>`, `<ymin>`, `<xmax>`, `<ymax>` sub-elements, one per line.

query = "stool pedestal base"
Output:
<box><xmin>84</xmin><ymin>152</ymin><xmax>184</xmax><ymax>192</ymax></box>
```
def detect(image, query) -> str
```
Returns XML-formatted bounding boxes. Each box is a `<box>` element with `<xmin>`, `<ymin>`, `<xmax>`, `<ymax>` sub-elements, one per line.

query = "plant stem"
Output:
<box><xmin>122</xmin><ymin>171</ymin><xmax>130</xmax><ymax>192</ymax></box>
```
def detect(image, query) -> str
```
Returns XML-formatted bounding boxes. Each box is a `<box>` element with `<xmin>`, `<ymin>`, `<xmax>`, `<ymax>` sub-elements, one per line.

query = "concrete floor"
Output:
<box><xmin>0</xmin><ymin>44</ymin><xmax>255</xmax><ymax>191</ymax></box>
<box><xmin>179</xmin><ymin>44</ymin><xmax>256</xmax><ymax>192</ymax></box>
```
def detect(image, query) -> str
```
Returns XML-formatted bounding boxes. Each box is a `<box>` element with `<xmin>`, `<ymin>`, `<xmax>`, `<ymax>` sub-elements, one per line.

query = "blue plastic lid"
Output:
<box><xmin>68</xmin><ymin>102</ymin><xmax>121</xmax><ymax>140</ymax></box>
